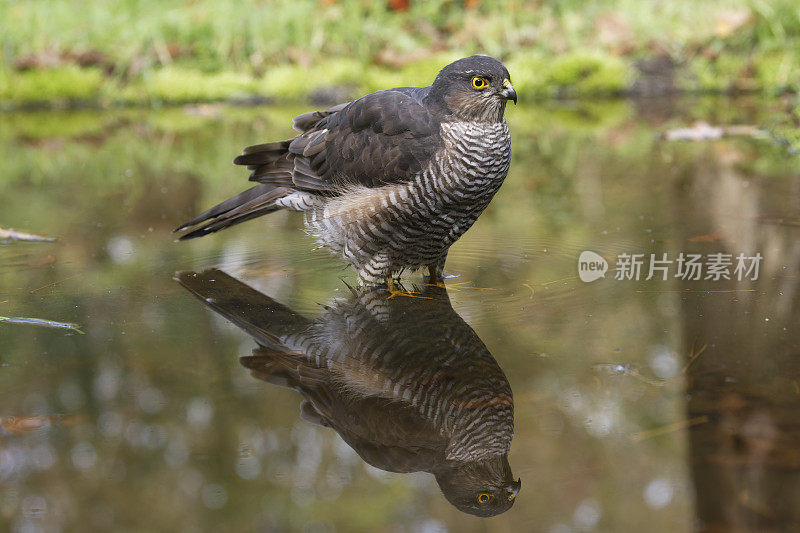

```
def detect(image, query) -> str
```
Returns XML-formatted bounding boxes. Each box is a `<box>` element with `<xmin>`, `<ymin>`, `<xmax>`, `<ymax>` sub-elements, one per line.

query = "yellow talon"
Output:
<box><xmin>384</xmin><ymin>277</ymin><xmax>433</xmax><ymax>300</ymax></box>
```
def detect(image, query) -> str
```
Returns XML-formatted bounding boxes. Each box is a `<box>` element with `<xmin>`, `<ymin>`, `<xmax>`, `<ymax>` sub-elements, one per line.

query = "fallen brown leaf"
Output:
<box><xmin>1</xmin><ymin>414</ymin><xmax>83</xmax><ymax>434</ymax></box>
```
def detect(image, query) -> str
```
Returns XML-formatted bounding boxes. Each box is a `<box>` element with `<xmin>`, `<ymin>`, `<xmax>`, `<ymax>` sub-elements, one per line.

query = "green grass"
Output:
<box><xmin>0</xmin><ymin>0</ymin><xmax>799</xmax><ymax>107</ymax></box>
<box><xmin>0</xmin><ymin>66</ymin><xmax>105</xmax><ymax>105</ymax></box>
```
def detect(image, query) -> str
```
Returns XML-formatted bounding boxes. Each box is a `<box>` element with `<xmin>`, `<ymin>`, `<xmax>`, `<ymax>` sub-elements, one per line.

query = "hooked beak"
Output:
<box><xmin>501</xmin><ymin>79</ymin><xmax>517</xmax><ymax>105</ymax></box>
<box><xmin>506</xmin><ymin>478</ymin><xmax>522</xmax><ymax>501</ymax></box>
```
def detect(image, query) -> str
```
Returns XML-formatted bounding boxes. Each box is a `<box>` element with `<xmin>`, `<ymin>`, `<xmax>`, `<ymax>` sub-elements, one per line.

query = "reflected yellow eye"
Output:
<box><xmin>471</xmin><ymin>76</ymin><xmax>489</xmax><ymax>90</ymax></box>
<box><xmin>477</xmin><ymin>493</ymin><xmax>493</xmax><ymax>503</ymax></box>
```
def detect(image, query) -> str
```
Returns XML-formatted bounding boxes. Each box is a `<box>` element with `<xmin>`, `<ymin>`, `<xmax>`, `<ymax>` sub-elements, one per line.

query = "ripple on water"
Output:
<box><xmin>181</xmin><ymin>231</ymin><xmax>651</xmax><ymax>322</ymax></box>
<box><xmin>442</xmin><ymin>234</ymin><xmax>644</xmax><ymax>326</ymax></box>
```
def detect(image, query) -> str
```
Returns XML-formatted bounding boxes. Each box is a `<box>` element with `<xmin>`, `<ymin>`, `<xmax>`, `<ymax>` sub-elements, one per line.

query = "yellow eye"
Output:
<box><xmin>471</xmin><ymin>76</ymin><xmax>489</xmax><ymax>90</ymax></box>
<box><xmin>477</xmin><ymin>493</ymin><xmax>492</xmax><ymax>503</ymax></box>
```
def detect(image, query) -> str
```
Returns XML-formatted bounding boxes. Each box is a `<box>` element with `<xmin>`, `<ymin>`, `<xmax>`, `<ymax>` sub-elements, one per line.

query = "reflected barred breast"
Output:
<box><xmin>276</xmin><ymin>288</ymin><xmax>515</xmax><ymax>462</ymax></box>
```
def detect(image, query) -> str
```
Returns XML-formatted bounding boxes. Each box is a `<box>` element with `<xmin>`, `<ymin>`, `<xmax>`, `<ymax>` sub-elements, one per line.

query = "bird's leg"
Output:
<box><xmin>359</xmin><ymin>254</ymin><xmax>432</xmax><ymax>299</ymax></box>
<box><xmin>425</xmin><ymin>255</ymin><xmax>448</xmax><ymax>287</ymax></box>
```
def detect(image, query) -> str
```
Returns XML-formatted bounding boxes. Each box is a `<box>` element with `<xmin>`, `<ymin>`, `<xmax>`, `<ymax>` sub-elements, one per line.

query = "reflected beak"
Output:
<box><xmin>501</xmin><ymin>79</ymin><xmax>517</xmax><ymax>104</ymax></box>
<box><xmin>506</xmin><ymin>478</ymin><xmax>522</xmax><ymax>501</ymax></box>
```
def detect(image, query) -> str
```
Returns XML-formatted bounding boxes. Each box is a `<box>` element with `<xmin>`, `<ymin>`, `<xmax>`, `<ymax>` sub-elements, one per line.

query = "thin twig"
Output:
<box><xmin>631</xmin><ymin>415</ymin><xmax>709</xmax><ymax>442</ymax></box>
<box><xmin>0</xmin><ymin>316</ymin><xmax>84</xmax><ymax>334</ymax></box>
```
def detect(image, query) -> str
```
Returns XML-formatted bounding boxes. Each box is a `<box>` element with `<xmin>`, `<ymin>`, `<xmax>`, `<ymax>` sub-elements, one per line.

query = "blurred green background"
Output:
<box><xmin>1</xmin><ymin>0</ymin><xmax>799</xmax><ymax>108</ymax></box>
<box><xmin>1</xmin><ymin>98</ymin><xmax>799</xmax><ymax>531</ymax></box>
<box><xmin>2</xmin><ymin>2</ymin><xmax>800</xmax><ymax>531</ymax></box>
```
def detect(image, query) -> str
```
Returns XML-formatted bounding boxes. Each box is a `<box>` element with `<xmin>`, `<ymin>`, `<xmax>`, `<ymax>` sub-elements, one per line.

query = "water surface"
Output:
<box><xmin>1</xmin><ymin>98</ymin><xmax>799</xmax><ymax>532</ymax></box>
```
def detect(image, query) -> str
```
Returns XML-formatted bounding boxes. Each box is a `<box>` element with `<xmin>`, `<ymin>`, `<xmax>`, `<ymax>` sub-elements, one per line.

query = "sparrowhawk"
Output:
<box><xmin>175</xmin><ymin>56</ymin><xmax>516</xmax><ymax>286</ymax></box>
<box><xmin>177</xmin><ymin>269</ymin><xmax>521</xmax><ymax>516</ymax></box>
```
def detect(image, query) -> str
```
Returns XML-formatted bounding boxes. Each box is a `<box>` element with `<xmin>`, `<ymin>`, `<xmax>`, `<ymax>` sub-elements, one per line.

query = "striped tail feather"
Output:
<box><xmin>177</xmin><ymin>268</ymin><xmax>332</xmax><ymax>414</ymax></box>
<box><xmin>174</xmin><ymin>268</ymin><xmax>311</xmax><ymax>350</ymax></box>
<box><xmin>175</xmin><ymin>103</ymin><xmax>348</xmax><ymax>241</ymax></box>
<box><xmin>173</xmin><ymin>183</ymin><xmax>289</xmax><ymax>240</ymax></box>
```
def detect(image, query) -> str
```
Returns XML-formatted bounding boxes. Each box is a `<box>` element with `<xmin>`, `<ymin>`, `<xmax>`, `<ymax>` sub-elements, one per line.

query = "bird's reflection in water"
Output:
<box><xmin>177</xmin><ymin>269</ymin><xmax>520</xmax><ymax>517</ymax></box>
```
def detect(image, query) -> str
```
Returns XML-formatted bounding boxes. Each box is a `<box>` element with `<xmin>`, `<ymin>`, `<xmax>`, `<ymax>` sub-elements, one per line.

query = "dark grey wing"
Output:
<box><xmin>234</xmin><ymin>88</ymin><xmax>442</xmax><ymax>192</ymax></box>
<box><xmin>174</xmin><ymin>88</ymin><xmax>440</xmax><ymax>238</ymax></box>
<box><xmin>299</xmin><ymin>392</ymin><xmax>446</xmax><ymax>474</ymax></box>
<box><xmin>240</xmin><ymin>351</ymin><xmax>445</xmax><ymax>473</ymax></box>
<box><xmin>292</xmin><ymin>102</ymin><xmax>348</xmax><ymax>133</ymax></box>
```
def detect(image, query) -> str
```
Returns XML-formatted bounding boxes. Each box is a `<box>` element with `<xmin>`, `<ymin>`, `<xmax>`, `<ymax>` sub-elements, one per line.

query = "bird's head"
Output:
<box><xmin>433</xmin><ymin>454</ymin><xmax>521</xmax><ymax>517</ymax></box>
<box><xmin>428</xmin><ymin>55</ymin><xmax>517</xmax><ymax>123</ymax></box>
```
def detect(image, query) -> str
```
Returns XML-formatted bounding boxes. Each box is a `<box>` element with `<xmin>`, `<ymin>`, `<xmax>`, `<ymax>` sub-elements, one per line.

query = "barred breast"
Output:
<box><xmin>275</xmin><ymin>287</ymin><xmax>515</xmax><ymax>462</ymax></box>
<box><xmin>303</xmin><ymin>119</ymin><xmax>511</xmax><ymax>284</ymax></box>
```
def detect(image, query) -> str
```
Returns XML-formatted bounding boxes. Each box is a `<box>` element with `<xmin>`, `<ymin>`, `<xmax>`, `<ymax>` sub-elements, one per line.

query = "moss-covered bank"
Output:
<box><xmin>1</xmin><ymin>0</ymin><xmax>799</xmax><ymax>108</ymax></box>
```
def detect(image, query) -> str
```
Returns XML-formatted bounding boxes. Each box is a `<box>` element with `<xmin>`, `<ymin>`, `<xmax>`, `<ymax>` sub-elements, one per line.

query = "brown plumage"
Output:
<box><xmin>176</xmin><ymin>268</ymin><xmax>520</xmax><ymax>517</ymax></box>
<box><xmin>175</xmin><ymin>56</ymin><xmax>517</xmax><ymax>285</ymax></box>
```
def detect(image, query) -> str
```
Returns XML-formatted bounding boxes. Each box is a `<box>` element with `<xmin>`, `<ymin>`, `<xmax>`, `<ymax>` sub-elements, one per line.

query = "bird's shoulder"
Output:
<box><xmin>288</xmin><ymin>87</ymin><xmax>444</xmax><ymax>189</ymax></box>
<box><xmin>325</xmin><ymin>86</ymin><xmax>437</xmax><ymax>132</ymax></box>
<box><xmin>237</xmin><ymin>86</ymin><xmax>446</xmax><ymax>193</ymax></box>
<box><xmin>327</xmin><ymin>400</ymin><xmax>446</xmax><ymax>473</ymax></box>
